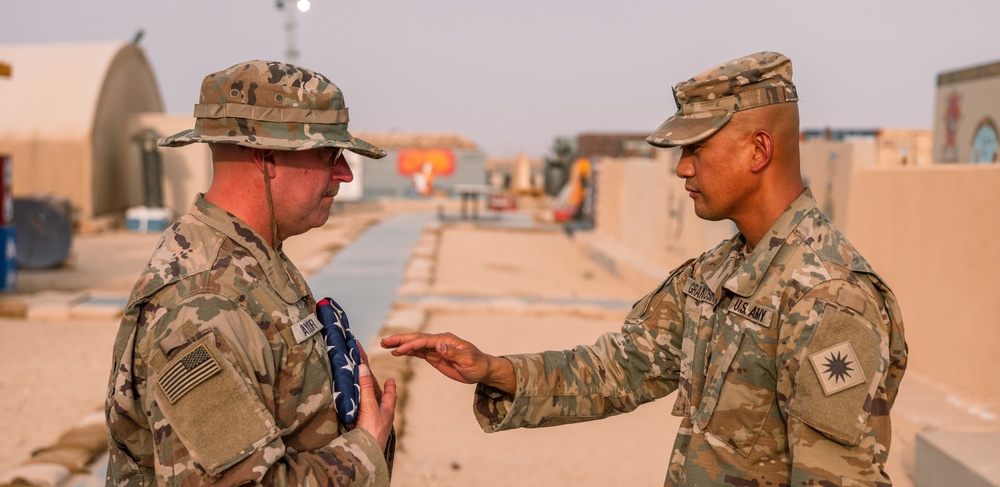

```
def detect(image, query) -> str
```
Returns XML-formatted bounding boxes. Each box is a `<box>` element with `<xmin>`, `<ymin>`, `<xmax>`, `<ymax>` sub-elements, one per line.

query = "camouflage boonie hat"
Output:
<box><xmin>159</xmin><ymin>60</ymin><xmax>386</xmax><ymax>159</ymax></box>
<box><xmin>646</xmin><ymin>51</ymin><xmax>798</xmax><ymax>148</ymax></box>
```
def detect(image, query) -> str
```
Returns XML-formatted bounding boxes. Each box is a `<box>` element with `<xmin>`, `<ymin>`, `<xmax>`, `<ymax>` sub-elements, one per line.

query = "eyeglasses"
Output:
<box><xmin>323</xmin><ymin>147</ymin><xmax>345</xmax><ymax>166</ymax></box>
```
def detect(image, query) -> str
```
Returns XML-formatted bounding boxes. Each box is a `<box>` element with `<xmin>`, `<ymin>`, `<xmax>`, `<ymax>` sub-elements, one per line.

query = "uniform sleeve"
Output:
<box><xmin>474</xmin><ymin>261</ymin><xmax>693</xmax><ymax>432</ymax></box>
<box><xmin>141</xmin><ymin>296</ymin><xmax>388</xmax><ymax>486</ymax></box>
<box><xmin>777</xmin><ymin>279</ymin><xmax>895</xmax><ymax>485</ymax></box>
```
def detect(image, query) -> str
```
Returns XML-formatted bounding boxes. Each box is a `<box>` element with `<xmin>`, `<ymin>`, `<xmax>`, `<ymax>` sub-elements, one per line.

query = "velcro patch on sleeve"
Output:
<box><xmin>808</xmin><ymin>341</ymin><xmax>867</xmax><ymax>396</ymax></box>
<box><xmin>788</xmin><ymin>300</ymin><xmax>884</xmax><ymax>446</ymax></box>
<box><xmin>154</xmin><ymin>335</ymin><xmax>279</xmax><ymax>474</ymax></box>
<box><xmin>158</xmin><ymin>344</ymin><xmax>221</xmax><ymax>403</ymax></box>
<box><xmin>835</xmin><ymin>287</ymin><xmax>867</xmax><ymax>314</ymax></box>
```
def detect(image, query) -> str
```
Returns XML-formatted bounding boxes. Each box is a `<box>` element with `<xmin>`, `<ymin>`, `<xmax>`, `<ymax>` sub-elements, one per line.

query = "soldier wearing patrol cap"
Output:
<box><xmin>383</xmin><ymin>51</ymin><xmax>907</xmax><ymax>485</ymax></box>
<box><xmin>106</xmin><ymin>60</ymin><xmax>397</xmax><ymax>485</ymax></box>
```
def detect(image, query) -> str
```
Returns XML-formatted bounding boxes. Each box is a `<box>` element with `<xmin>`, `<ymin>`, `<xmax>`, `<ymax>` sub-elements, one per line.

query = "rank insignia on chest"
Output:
<box><xmin>808</xmin><ymin>341</ymin><xmax>867</xmax><ymax>396</ymax></box>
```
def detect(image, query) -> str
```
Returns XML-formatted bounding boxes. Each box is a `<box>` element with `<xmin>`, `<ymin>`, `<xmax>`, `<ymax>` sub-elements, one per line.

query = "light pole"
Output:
<box><xmin>275</xmin><ymin>0</ymin><xmax>309</xmax><ymax>64</ymax></box>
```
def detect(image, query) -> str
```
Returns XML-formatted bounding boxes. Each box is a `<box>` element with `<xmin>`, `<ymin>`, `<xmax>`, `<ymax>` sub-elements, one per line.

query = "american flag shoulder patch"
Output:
<box><xmin>158</xmin><ymin>344</ymin><xmax>222</xmax><ymax>403</ymax></box>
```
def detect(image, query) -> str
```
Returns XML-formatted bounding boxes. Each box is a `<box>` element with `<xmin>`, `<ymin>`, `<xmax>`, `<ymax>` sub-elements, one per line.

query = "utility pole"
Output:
<box><xmin>276</xmin><ymin>1</ymin><xmax>299</xmax><ymax>64</ymax></box>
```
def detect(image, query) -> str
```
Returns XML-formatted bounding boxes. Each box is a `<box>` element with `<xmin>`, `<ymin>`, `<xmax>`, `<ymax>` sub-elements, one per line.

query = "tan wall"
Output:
<box><xmin>593</xmin><ymin>153</ymin><xmax>734</xmax><ymax>280</ymax></box>
<box><xmin>594</xmin><ymin>144</ymin><xmax>1000</xmax><ymax>413</ymax></box>
<box><xmin>846</xmin><ymin>164</ymin><xmax>1000</xmax><ymax>411</ymax></box>
<box><xmin>877</xmin><ymin>129</ymin><xmax>933</xmax><ymax>167</ymax></box>
<box><xmin>800</xmin><ymin>140</ymin><xmax>860</xmax><ymax>229</ymax></box>
<box><xmin>593</xmin><ymin>158</ymin><xmax>624</xmax><ymax>244</ymax></box>
<box><xmin>0</xmin><ymin>138</ymin><xmax>92</xmax><ymax>217</ymax></box>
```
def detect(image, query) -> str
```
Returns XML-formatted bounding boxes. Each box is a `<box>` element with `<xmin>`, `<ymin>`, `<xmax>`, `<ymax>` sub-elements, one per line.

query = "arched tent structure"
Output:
<box><xmin>0</xmin><ymin>41</ymin><xmax>163</xmax><ymax>220</ymax></box>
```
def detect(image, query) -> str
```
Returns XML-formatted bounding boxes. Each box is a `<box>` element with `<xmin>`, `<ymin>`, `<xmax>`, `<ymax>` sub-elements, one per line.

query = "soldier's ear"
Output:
<box><xmin>749</xmin><ymin>130</ymin><xmax>773</xmax><ymax>174</ymax></box>
<box><xmin>251</xmin><ymin>149</ymin><xmax>277</xmax><ymax>176</ymax></box>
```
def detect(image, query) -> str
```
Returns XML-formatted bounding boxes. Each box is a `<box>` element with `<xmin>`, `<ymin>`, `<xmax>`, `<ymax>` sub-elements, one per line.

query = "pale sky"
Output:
<box><xmin>2</xmin><ymin>0</ymin><xmax>998</xmax><ymax>159</ymax></box>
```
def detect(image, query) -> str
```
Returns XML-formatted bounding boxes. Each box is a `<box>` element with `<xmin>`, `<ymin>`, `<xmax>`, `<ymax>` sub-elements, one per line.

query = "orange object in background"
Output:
<box><xmin>397</xmin><ymin>149</ymin><xmax>456</xmax><ymax>176</ymax></box>
<box><xmin>552</xmin><ymin>157</ymin><xmax>591</xmax><ymax>222</ymax></box>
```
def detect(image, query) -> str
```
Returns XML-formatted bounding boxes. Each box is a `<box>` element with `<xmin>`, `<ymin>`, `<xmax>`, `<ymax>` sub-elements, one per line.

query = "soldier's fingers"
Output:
<box><xmin>358</xmin><ymin>363</ymin><xmax>376</xmax><ymax>404</ymax></box>
<box><xmin>385</xmin><ymin>334</ymin><xmax>438</xmax><ymax>356</ymax></box>
<box><xmin>380</xmin><ymin>333</ymin><xmax>421</xmax><ymax>348</ymax></box>
<box><xmin>356</xmin><ymin>343</ymin><xmax>383</xmax><ymax>400</ymax></box>
<box><xmin>380</xmin><ymin>377</ymin><xmax>397</xmax><ymax>414</ymax></box>
<box><xmin>358</xmin><ymin>341</ymin><xmax>369</xmax><ymax>363</ymax></box>
<box><xmin>356</xmin><ymin>364</ymin><xmax>391</xmax><ymax>450</ymax></box>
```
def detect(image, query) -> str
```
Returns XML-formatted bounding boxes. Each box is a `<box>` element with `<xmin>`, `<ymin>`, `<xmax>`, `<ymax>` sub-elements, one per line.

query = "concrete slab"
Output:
<box><xmin>24</xmin><ymin>291</ymin><xmax>88</xmax><ymax>321</ymax></box>
<box><xmin>916</xmin><ymin>430</ymin><xmax>1000</xmax><ymax>487</ymax></box>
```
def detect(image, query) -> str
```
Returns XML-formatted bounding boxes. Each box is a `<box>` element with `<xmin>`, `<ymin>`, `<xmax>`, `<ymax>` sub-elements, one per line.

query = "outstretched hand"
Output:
<box><xmin>380</xmin><ymin>332</ymin><xmax>516</xmax><ymax>394</ymax></box>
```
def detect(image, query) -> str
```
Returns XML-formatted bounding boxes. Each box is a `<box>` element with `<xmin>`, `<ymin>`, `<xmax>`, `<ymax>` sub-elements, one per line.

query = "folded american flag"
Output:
<box><xmin>316</xmin><ymin>297</ymin><xmax>361</xmax><ymax>424</ymax></box>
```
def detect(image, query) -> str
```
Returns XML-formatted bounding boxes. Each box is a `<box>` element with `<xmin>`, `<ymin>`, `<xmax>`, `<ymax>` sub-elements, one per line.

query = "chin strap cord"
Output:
<box><xmin>262</xmin><ymin>159</ymin><xmax>278</xmax><ymax>248</ymax></box>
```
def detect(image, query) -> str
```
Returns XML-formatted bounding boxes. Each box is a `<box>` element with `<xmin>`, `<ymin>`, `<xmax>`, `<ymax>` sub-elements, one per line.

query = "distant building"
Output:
<box><xmin>576</xmin><ymin>133</ymin><xmax>655</xmax><ymax>159</ymax></box>
<box><xmin>0</xmin><ymin>42</ymin><xmax>163</xmax><ymax>221</ymax></box>
<box><xmin>933</xmin><ymin>58</ymin><xmax>1000</xmax><ymax>163</ymax></box>
<box><xmin>346</xmin><ymin>132</ymin><xmax>487</xmax><ymax>201</ymax></box>
<box><xmin>801</xmin><ymin>128</ymin><xmax>932</xmax><ymax>167</ymax></box>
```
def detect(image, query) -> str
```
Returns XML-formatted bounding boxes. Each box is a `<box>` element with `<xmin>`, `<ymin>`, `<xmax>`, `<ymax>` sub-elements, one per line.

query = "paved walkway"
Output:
<box><xmin>307</xmin><ymin>212</ymin><xmax>434</xmax><ymax>345</ymax></box>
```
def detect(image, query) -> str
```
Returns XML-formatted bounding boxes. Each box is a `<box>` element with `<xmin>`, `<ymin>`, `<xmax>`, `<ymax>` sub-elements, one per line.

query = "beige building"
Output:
<box><xmin>0</xmin><ymin>41</ymin><xmax>163</xmax><ymax>221</ymax></box>
<box><xmin>933</xmin><ymin>58</ymin><xmax>1000</xmax><ymax>163</ymax></box>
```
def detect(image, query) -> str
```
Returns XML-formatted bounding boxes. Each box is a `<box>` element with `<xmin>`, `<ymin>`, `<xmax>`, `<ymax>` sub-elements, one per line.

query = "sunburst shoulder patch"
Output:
<box><xmin>808</xmin><ymin>340</ymin><xmax>866</xmax><ymax>396</ymax></box>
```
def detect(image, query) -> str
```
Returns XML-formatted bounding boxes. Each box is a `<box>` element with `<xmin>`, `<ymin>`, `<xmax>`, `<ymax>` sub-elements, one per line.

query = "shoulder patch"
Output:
<box><xmin>158</xmin><ymin>344</ymin><xmax>222</xmax><ymax>403</ymax></box>
<box><xmin>808</xmin><ymin>340</ymin><xmax>866</xmax><ymax>396</ymax></box>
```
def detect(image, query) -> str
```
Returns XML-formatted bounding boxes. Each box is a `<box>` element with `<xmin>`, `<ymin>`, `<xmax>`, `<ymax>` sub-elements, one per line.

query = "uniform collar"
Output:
<box><xmin>723</xmin><ymin>188</ymin><xmax>817</xmax><ymax>297</ymax></box>
<box><xmin>191</xmin><ymin>194</ymin><xmax>308</xmax><ymax>304</ymax></box>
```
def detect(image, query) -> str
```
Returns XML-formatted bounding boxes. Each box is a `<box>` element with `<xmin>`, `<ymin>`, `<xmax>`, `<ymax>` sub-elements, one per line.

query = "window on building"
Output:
<box><xmin>971</xmin><ymin>119</ymin><xmax>998</xmax><ymax>163</ymax></box>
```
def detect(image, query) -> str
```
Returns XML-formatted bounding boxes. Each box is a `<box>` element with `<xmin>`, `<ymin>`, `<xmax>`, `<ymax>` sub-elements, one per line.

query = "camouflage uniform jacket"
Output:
<box><xmin>473</xmin><ymin>190</ymin><xmax>907</xmax><ymax>486</ymax></box>
<box><xmin>106</xmin><ymin>195</ymin><xmax>389</xmax><ymax>486</ymax></box>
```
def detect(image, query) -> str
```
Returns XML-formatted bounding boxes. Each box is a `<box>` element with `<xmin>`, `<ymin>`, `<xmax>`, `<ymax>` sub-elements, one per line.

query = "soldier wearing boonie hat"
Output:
<box><xmin>159</xmin><ymin>60</ymin><xmax>386</xmax><ymax>157</ymax></box>
<box><xmin>381</xmin><ymin>51</ymin><xmax>906</xmax><ymax>486</ymax></box>
<box><xmin>107</xmin><ymin>60</ymin><xmax>397</xmax><ymax>486</ymax></box>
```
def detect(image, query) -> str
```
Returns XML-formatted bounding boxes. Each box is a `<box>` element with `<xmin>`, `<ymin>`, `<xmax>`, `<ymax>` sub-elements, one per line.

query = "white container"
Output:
<box><xmin>126</xmin><ymin>206</ymin><xmax>172</xmax><ymax>233</ymax></box>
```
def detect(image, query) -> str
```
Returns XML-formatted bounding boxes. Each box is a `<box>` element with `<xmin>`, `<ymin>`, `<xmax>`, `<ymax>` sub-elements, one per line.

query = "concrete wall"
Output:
<box><xmin>845</xmin><ymin>164</ymin><xmax>1000</xmax><ymax>411</ymax></box>
<box><xmin>799</xmin><ymin>139</ymin><xmax>873</xmax><ymax>230</ymax></box>
<box><xmin>877</xmin><ymin>129</ymin><xmax>934</xmax><ymax>167</ymax></box>
<box><xmin>591</xmin><ymin>152</ymin><xmax>734</xmax><ymax>285</ymax></box>
<box><xmin>592</xmin><ymin>146</ymin><xmax>1000</xmax><ymax>413</ymax></box>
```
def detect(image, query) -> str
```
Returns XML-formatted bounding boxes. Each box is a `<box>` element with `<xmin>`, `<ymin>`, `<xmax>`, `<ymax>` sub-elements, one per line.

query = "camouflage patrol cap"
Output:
<box><xmin>159</xmin><ymin>60</ymin><xmax>386</xmax><ymax>159</ymax></box>
<box><xmin>646</xmin><ymin>51</ymin><xmax>798</xmax><ymax>148</ymax></box>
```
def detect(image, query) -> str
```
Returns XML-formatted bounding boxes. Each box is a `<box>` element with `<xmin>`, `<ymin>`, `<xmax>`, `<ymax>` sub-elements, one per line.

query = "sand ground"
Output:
<box><xmin>389</xmin><ymin>224</ymin><xmax>675</xmax><ymax>485</ymax></box>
